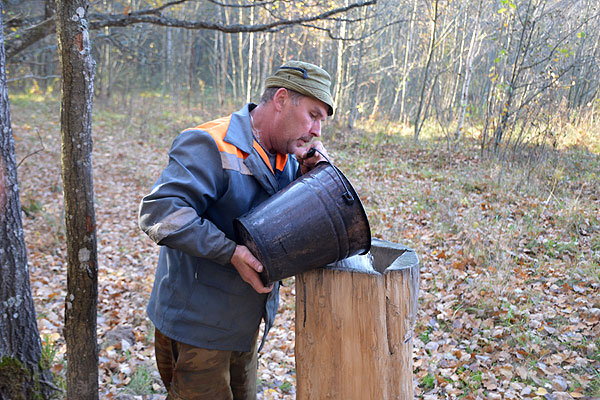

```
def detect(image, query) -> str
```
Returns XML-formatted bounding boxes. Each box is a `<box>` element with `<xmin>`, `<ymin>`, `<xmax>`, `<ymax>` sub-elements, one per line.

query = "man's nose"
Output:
<box><xmin>310</xmin><ymin>120</ymin><xmax>321</xmax><ymax>137</ymax></box>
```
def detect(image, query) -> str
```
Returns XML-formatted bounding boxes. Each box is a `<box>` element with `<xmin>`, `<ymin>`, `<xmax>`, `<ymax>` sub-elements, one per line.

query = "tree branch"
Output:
<box><xmin>7</xmin><ymin>74</ymin><xmax>60</xmax><ymax>83</ymax></box>
<box><xmin>128</xmin><ymin>0</ymin><xmax>191</xmax><ymax>16</ymax></box>
<box><xmin>17</xmin><ymin>129</ymin><xmax>45</xmax><ymax>169</ymax></box>
<box><xmin>5</xmin><ymin>17</ymin><xmax>56</xmax><ymax>60</ymax></box>
<box><xmin>206</xmin><ymin>0</ymin><xmax>277</xmax><ymax>8</ymax></box>
<box><xmin>5</xmin><ymin>0</ymin><xmax>376</xmax><ymax>60</ymax></box>
<box><xmin>88</xmin><ymin>0</ymin><xmax>376</xmax><ymax>32</ymax></box>
<box><xmin>301</xmin><ymin>17</ymin><xmax>406</xmax><ymax>41</ymax></box>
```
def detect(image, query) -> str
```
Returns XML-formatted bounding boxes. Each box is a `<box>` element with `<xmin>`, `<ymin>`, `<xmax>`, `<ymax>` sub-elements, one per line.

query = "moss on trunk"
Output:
<box><xmin>0</xmin><ymin>356</ymin><xmax>45</xmax><ymax>400</ymax></box>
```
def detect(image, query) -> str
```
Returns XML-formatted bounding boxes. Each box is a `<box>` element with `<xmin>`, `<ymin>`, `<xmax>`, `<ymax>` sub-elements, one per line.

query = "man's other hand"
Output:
<box><xmin>297</xmin><ymin>141</ymin><xmax>329</xmax><ymax>174</ymax></box>
<box><xmin>230</xmin><ymin>245</ymin><xmax>274</xmax><ymax>294</ymax></box>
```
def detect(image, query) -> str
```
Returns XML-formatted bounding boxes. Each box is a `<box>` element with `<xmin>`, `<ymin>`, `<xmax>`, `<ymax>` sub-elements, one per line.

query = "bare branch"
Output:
<box><xmin>5</xmin><ymin>17</ymin><xmax>56</xmax><ymax>60</ymax></box>
<box><xmin>5</xmin><ymin>0</ymin><xmax>376</xmax><ymax>60</ymax></box>
<box><xmin>88</xmin><ymin>0</ymin><xmax>376</xmax><ymax>32</ymax></box>
<box><xmin>129</xmin><ymin>0</ymin><xmax>191</xmax><ymax>16</ymax></box>
<box><xmin>206</xmin><ymin>0</ymin><xmax>277</xmax><ymax>8</ymax></box>
<box><xmin>4</xmin><ymin>0</ymin><xmax>377</xmax><ymax>60</ymax></box>
<box><xmin>5</xmin><ymin>16</ymin><xmax>45</xmax><ymax>29</ymax></box>
<box><xmin>520</xmin><ymin>10</ymin><xmax>600</xmax><ymax>72</ymax></box>
<box><xmin>7</xmin><ymin>74</ymin><xmax>60</xmax><ymax>82</ymax></box>
<box><xmin>301</xmin><ymin>17</ymin><xmax>406</xmax><ymax>41</ymax></box>
<box><xmin>17</xmin><ymin>129</ymin><xmax>45</xmax><ymax>169</ymax></box>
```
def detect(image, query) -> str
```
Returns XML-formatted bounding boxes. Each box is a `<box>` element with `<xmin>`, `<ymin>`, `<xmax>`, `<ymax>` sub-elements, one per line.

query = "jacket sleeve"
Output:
<box><xmin>138</xmin><ymin>130</ymin><xmax>237</xmax><ymax>265</ymax></box>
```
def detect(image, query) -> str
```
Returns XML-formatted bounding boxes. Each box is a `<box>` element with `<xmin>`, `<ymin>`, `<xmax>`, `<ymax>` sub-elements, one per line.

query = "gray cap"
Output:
<box><xmin>265</xmin><ymin>60</ymin><xmax>334</xmax><ymax>116</ymax></box>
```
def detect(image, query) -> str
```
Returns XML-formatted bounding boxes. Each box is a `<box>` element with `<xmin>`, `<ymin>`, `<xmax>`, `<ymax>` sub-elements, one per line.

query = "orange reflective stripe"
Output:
<box><xmin>253</xmin><ymin>140</ymin><xmax>288</xmax><ymax>174</ymax></box>
<box><xmin>183</xmin><ymin>116</ymin><xmax>288</xmax><ymax>174</ymax></box>
<box><xmin>253</xmin><ymin>140</ymin><xmax>274</xmax><ymax>174</ymax></box>
<box><xmin>275</xmin><ymin>153</ymin><xmax>288</xmax><ymax>172</ymax></box>
<box><xmin>183</xmin><ymin>116</ymin><xmax>248</xmax><ymax>159</ymax></box>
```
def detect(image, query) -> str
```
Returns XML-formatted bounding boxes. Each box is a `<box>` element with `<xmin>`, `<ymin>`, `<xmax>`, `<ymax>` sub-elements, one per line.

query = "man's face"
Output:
<box><xmin>272</xmin><ymin>93</ymin><xmax>328</xmax><ymax>156</ymax></box>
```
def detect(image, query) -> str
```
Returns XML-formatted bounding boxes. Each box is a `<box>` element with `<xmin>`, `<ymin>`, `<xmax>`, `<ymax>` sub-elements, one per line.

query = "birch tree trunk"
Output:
<box><xmin>348</xmin><ymin>39</ymin><xmax>366</xmax><ymax>129</ymax></box>
<box><xmin>224</xmin><ymin>6</ymin><xmax>237</xmax><ymax>99</ymax></box>
<box><xmin>219</xmin><ymin>29</ymin><xmax>227</xmax><ymax>105</ymax></box>
<box><xmin>493</xmin><ymin>0</ymin><xmax>537</xmax><ymax>151</ymax></box>
<box><xmin>414</xmin><ymin>0</ymin><xmax>439</xmax><ymax>141</ymax></box>
<box><xmin>245</xmin><ymin>4</ymin><xmax>255</xmax><ymax>103</ymax></box>
<box><xmin>237</xmin><ymin>3</ymin><xmax>246</xmax><ymax>99</ymax></box>
<box><xmin>332</xmin><ymin>0</ymin><xmax>348</xmax><ymax>120</ymax></box>
<box><xmin>399</xmin><ymin>0</ymin><xmax>417</xmax><ymax>123</ymax></box>
<box><xmin>449</xmin><ymin>10</ymin><xmax>467</xmax><ymax>116</ymax></box>
<box><xmin>187</xmin><ymin>29</ymin><xmax>195</xmax><ymax>108</ymax></box>
<box><xmin>0</xmin><ymin>5</ymin><xmax>54</xmax><ymax>398</ymax></box>
<box><xmin>455</xmin><ymin>0</ymin><xmax>483</xmax><ymax>141</ymax></box>
<box><xmin>260</xmin><ymin>34</ymin><xmax>272</xmax><ymax>92</ymax></box>
<box><xmin>214</xmin><ymin>30</ymin><xmax>223</xmax><ymax>106</ymax></box>
<box><xmin>55</xmin><ymin>0</ymin><xmax>99</xmax><ymax>398</ymax></box>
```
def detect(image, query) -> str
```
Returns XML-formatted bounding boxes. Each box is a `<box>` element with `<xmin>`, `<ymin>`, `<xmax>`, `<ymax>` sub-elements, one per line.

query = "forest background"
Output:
<box><xmin>2</xmin><ymin>0</ymin><xmax>599</xmax><ymax>398</ymax></box>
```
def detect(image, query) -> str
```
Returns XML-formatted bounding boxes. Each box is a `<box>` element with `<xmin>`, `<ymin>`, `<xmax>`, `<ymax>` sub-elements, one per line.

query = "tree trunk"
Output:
<box><xmin>398</xmin><ymin>0</ymin><xmax>416</xmax><ymax>123</ymax></box>
<box><xmin>0</xmin><ymin>6</ymin><xmax>54</xmax><ymax>399</ymax></box>
<box><xmin>369</xmin><ymin>80</ymin><xmax>381</xmax><ymax>120</ymax></box>
<box><xmin>55</xmin><ymin>0</ymin><xmax>99</xmax><ymax>398</ymax></box>
<box><xmin>224</xmin><ymin>6</ymin><xmax>237</xmax><ymax>99</ymax></box>
<box><xmin>455</xmin><ymin>0</ymin><xmax>483</xmax><ymax>141</ymax></box>
<box><xmin>296</xmin><ymin>240</ymin><xmax>419</xmax><ymax>400</ymax></box>
<box><xmin>218</xmin><ymin>27</ymin><xmax>227</xmax><ymax>106</ymax></box>
<box><xmin>187</xmin><ymin>30</ymin><xmax>195</xmax><ymax>108</ymax></box>
<box><xmin>493</xmin><ymin>0</ymin><xmax>536</xmax><ymax>151</ymax></box>
<box><xmin>162</xmin><ymin>27</ymin><xmax>172</xmax><ymax>98</ymax></box>
<box><xmin>100</xmin><ymin>0</ymin><xmax>111</xmax><ymax>100</ymax></box>
<box><xmin>348</xmin><ymin>40</ymin><xmax>365</xmax><ymax>129</ymax></box>
<box><xmin>245</xmin><ymin>4</ymin><xmax>255</xmax><ymax>103</ymax></box>
<box><xmin>332</xmin><ymin>0</ymin><xmax>348</xmax><ymax>120</ymax></box>
<box><xmin>260</xmin><ymin>33</ymin><xmax>272</xmax><ymax>94</ymax></box>
<box><xmin>414</xmin><ymin>0</ymin><xmax>439</xmax><ymax>141</ymax></box>
<box><xmin>449</xmin><ymin>9</ymin><xmax>467</xmax><ymax>117</ymax></box>
<box><xmin>254</xmin><ymin>35</ymin><xmax>264</xmax><ymax>94</ymax></box>
<box><xmin>237</xmin><ymin>3</ymin><xmax>245</xmax><ymax>99</ymax></box>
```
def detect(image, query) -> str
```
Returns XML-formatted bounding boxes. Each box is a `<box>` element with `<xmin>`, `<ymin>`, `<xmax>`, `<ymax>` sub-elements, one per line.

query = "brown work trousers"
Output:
<box><xmin>154</xmin><ymin>328</ymin><xmax>259</xmax><ymax>400</ymax></box>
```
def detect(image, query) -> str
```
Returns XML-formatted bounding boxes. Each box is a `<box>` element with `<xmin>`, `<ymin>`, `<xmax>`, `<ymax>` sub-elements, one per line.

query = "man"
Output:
<box><xmin>138</xmin><ymin>60</ymin><xmax>334</xmax><ymax>400</ymax></box>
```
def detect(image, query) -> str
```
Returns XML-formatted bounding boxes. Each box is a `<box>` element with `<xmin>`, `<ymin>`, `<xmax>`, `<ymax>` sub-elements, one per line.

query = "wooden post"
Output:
<box><xmin>296</xmin><ymin>239</ymin><xmax>419</xmax><ymax>400</ymax></box>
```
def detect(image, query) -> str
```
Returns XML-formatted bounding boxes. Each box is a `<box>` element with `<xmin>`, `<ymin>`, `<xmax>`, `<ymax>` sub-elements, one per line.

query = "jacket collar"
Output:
<box><xmin>225</xmin><ymin>104</ymin><xmax>283</xmax><ymax>195</ymax></box>
<box><xmin>224</xmin><ymin>104</ymin><xmax>255</xmax><ymax>154</ymax></box>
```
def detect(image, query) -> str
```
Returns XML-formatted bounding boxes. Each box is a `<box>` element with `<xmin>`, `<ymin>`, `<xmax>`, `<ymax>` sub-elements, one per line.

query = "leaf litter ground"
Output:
<box><xmin>11</xmin><ymin>97</ymin><xmax>600</xmax><ymax>399</ymax></box>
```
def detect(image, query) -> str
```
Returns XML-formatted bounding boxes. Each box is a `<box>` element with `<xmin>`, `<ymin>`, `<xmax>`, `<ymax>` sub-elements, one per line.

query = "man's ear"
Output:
<box><xmin>272</xmin><ymin>88</ymin><xmax>289</xmax><ymax>112</ymax></box>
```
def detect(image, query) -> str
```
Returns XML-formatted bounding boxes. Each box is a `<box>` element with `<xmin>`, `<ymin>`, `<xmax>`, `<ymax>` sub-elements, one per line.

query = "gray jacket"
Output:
<box><xmin>139</xmin><ymin>104</ymin><xmax>299</xmax><ymax>351</ymax></box>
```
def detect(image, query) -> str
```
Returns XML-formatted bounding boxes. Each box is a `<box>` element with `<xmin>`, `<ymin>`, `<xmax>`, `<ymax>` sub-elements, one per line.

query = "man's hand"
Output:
<box><xmin>230</xmin><ymin>245</ymin><xmax>274</xmax><ymax>294</ymax></box>
<box><xmin>297</xmin><ymin>141</ymin><xmax>329</xmax><ymax>174</ymax></box>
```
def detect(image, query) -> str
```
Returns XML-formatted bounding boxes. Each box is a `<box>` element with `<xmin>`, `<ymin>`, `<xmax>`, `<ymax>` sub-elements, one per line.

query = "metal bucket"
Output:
<box><xmin>234</xmin><ymin>161</ymin><xmax>371</xmax><ymax>284</ymax></box>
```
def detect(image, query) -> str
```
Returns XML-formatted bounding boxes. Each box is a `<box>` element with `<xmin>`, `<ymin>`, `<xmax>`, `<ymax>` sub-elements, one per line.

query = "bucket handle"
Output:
<box><xmin>306</xmin><ymin>147</ymin><xmax>354</xmax><ymax>205</ymax></box>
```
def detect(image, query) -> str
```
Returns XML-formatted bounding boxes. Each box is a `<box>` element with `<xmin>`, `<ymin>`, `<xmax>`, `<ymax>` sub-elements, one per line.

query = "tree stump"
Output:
<box><xmin>296</xmin><ymin>239</ymin><xmax>419</xmax><ymax>400</ymax></box>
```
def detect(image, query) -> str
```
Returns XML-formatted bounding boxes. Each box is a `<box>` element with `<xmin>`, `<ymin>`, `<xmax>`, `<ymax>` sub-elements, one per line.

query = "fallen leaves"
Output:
<box><xmin>335</xmin><ymin>133</ymin><xmax>600</xmax><ymax>399</ymax></box>
<box><xmin>11</xmin><ymin>99</ymin><xmax>600</xmax><ymax>399</ymax></box>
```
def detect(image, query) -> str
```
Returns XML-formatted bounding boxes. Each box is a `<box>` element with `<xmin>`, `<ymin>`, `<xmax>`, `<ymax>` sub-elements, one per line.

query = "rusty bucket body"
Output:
<box><xmin>234</xmin><ymin>162</ymin><xmax>371</xmax><ymax>284</ymax></box>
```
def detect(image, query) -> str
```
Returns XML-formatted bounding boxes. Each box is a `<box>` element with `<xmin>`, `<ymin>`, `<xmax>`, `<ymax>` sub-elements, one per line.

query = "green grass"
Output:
<box><xmin>421</xmin><ymin>373</ymin><xmax>436</xmax><ymax>390</ymax></box>
<box><xmin>468</xmin><ymin>370</ymin><xmax>482</xmax><ymax>390</ymax></box>
<box><xmin>419</xmin><ymin>326</ymin><xmax>433</xmax><ymax>344</ymax></box>
<box><xmin>586</xmin><ymin>368</ymin><xmax>600</xmax><ymax>396</ymax></box>
<box><xmin>123</xmin><ymin>365</ymin><xmax>154</xmax><ymax>395</ymax></box>
<box><xmin>40</xmin><ymin>336</ymin><xmax>58</xmax><ymax>371</ymax></box>
<box><xmin>278</xmin><ymin>381</ymin><xmax>293</xmax><ymax>393</ymax></box>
